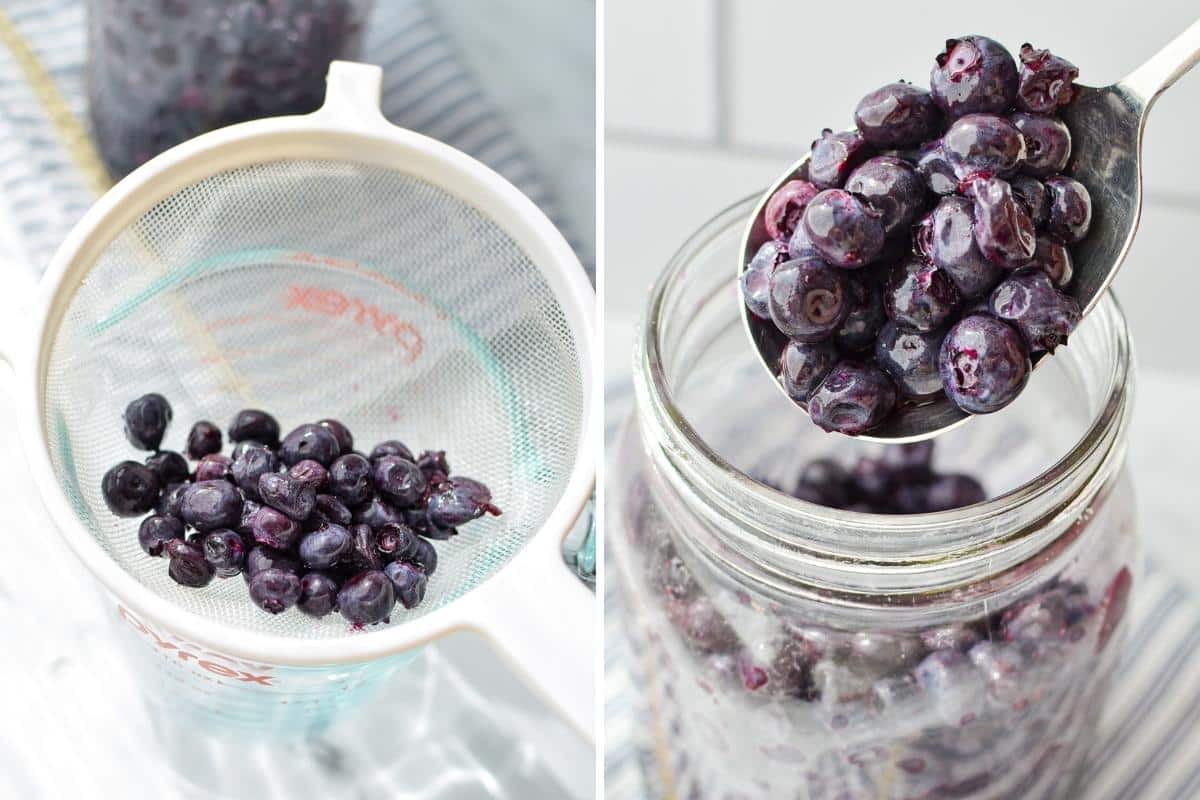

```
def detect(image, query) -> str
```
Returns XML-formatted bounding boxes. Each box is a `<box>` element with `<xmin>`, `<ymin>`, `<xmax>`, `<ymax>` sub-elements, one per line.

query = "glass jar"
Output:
<box><xmin>86</xmin><ymin>0</ymin><xmax>374</xmax><ymax>177</ymax></box>
<box><xmin>611</xmin><ymin>196</ymin><xmax>1138</xmax><ymax>800</ymax></box>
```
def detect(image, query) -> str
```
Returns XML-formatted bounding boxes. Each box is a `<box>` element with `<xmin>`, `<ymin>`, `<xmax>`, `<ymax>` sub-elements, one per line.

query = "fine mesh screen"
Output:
<box><xmin>42</xmin><ymin>159</ymin><xmax>585</xmax><ymax>639</ymax></box>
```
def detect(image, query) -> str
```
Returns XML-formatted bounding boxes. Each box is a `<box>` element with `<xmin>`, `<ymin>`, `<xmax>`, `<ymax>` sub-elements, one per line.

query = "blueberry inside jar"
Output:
<box><xmin>618</xmin><ymin>197</ymin><xmax>1137</xmax><ymax>799</ymax></box>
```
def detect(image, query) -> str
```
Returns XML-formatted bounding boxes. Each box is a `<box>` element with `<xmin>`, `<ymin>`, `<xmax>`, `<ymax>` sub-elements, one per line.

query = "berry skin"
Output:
<box><xmin>427</xmin><ymin>477</ymin><xmax>501</xmax><ymax>528</ymax></box>
<box><xmin>1044</xmin><ymin>175</ymin><xmax>1092</xmax><ymax>244</ymax></box>
<box><xmin>417</xmin><ymin>450</ymin><xmax>451</xmax><ymax>484</ymax></box>
<box><xmin>1010</xmin><ymin>175</ymin><xmax>1050</xmax><ymax>228</ymax></box>
<box><xmin>180</xmin><ymin>480</ymin><xmax>243</xmax><ymax>531</ymax></box>
<box><xmin>807</xmin><ymin>362</ymin><xmax>898</xmax><ymax>436</ymax></box>
<box><xmin>299</xmin><ymin>523</ymin><xmax>353</xmax><ymax>570</ymax></box>
<box><xmin>186</xmin><ymin>421</ymin><xmax>222</xmax><ymax>460</ymax></box>
<box><xmin>287</xmin><ymin>459</ymin><xmax>329</xmax><ymax>492</ymax></box>
<box><xmin>248</xmin><ymin>505</ymin><xmax>302</xmax><ymax>550</ymax></box>
<box><xmin>779</xmin><ymin>340</ymin><xmax>837</xmax><ymax>404</ymax></box>
<box><xmin>194</xmin><ymin>454</ymin><xmax>232</xmax><ymax>482</ymax></box>
<box><xmin>763</xmin><ymin>180</ymin><xmax>820</xmax><ymax>241</ymax></box>
<box><xmin>298</xmin><ymin>572</ymin><xmax>340</xmax><ymax>618</ymax></box>
<box><xmin>329</xmin><ymin>453</ymin><xmax>374</xmax><ymax>507</ymax></box>
<box><xmin>312</xmin><ymin>494</ymin><xmax>353</xmax><ymax>527</ymax></box>
<box><xmin>337</xmin><ymin>570</ymin><xmax>396</xmax><ymax>626</ymax></box>
<box><xmin>258</xmin><ymin>473</ymin><xmax>317</xmax><ymax>521</ymax></box>
<box><xmin>248</xmin><ymin>568</ymin><xmax>302</xmax><ymax>614</ymax></box>
<box><xmin>102</xmin><ymin>461</ymin><xmax>162</xmax><ymax>517</ymax></box>
<box><xmin>145</xmin><ymin>450</ymin><xmax>189</xmax><ymax>486</ymax></box>
<box><xmin>370</xmin><ymin>440</ymin><xmax>415</xmax><ymax>463</ymax></box>
<box><xmin>925</xmin><ymin>474</ymin><xmax>987</xmax><ymax>511</ymax></box>
<box><xmin>930</xmin><ymin>35</ymin><xmax>1018</xmax><ymax>118</ymax></box>
<box><xmin>742</xmin><ymin>240</ymin><xmax>786</xmax><ymax>321</ymax></box>
<box><xmin>157</xmin><ymin>482</ymin><xmax>190</xmax><ymax>519</ymax></box>
<box><xmin>885</xmin><ymin>258</ymin><xmax>962</xmax><ymax>332</ymax></box>
<box><xmin>808</xmin><ymin>129</ymin><xmax>869</xmax><ymax>189</ymax></box>
<box><xmin>279</xmin><ymin>423</ymin><xmax>341</xmax><ymax>467</ymax></box>
<box><xmin>939</xmin><ymin>314</ymin><xmax>1031</xmax><ymax>414</ymax></box>
<box><xmin>1029</xmin><ymin>235</ymin><xmax>1073</xmax><ymax>288</ymax></box>
<box><xmin>230</xmin><ymin>444</ymin><xmax>279</xmax><ymax>498</ymax></box>
<box><xmin>835</xmin><ymin>274</ymin><xmax>886</xmax><ymax>352</ymax></box>
<box><xmin>384</xmin><ymin>560</ymin><xmax>428</xmax><ymax>610</ymax></box>
<box><xmin>167</xmin><ymin>542</ymin><xmax>214</xmax><ymax>588</ymax></box>
<box><xmin>917</xmin><ymin>196</ymin><xmax>1001</xmax><ymax>299</ymax></box>
<box><xmin>1011</xmin><ymin>113</ymin><xmax>1071</xmax><ymax>177</ymax></box>
<box><xmin>317</xmin><ymin>419</ymin><xmax>354</xmax><ymax>454</ymax></box>
<box><xmin>1016</xmin><ymin>44</ymin><xmax>1079</xmax><ymax>114</ymax></box>
<box><xmin>243</xmin><ymin>545</ymin><xmax>301</xmax><ymax>581</ymax></box>
<box><xmin>854</xmin><ymin>82</ymin><xmax>940</xmax><ymax>148</ymax></box>
<box><xmin>971</xmin><ymin>177</ymin><xmax>1036</xmax><ymax>268</ymax></box>
<box><xmin>875</xmin><ymin>321</ymin><xmax>946</xmax><ymax>401</ymax></box>
<box><xmin>988</xmin><ymin>269</ymin><xmax>1081</xmax><ymax>353</ymax></box>
<box><xmin>768</xmin><ymin>257</ymin><xmax>852</xmax><ymax>342</ymax></box>
<box><xmin>123</xmin><ymin>393</ymin><xmax>172</xmax><ymax>451</ymax></box>
<box><xmin>353</xmin><ymin>496</ymin><xmax>405</xmax><ymax>530</ymax></box>
<box><xmin>138</xmin><ymin>514</ymin><xmax>185</xmax><ymax>557</ymax></box>
<box><xmin>407</xmin><ymin>536</ymin><xmax>439</xmax><ymax>577</ymax></box>
<box><xmin>915</xmin><ymin>140</ymin><xmax>958</xmax><ymax>195</ymax></box>
<box><xmin>844</xmin><ymin>156</ymin><xmax>926</xmax><ymax>237</ymax></box>
<box><xmin>376</xmin><ymin>522</ymin><xmax>418</xmax><ymax>562</ymax></box>
<box><xmin>202</xmin><ymin>529</ymin><xmax>246</xmax><ymax>578</ymax></box>
<box><xmin>801</xmin><ymin>189</ymin><xmax>886</xmax><ymax>269</ymax></box>
<box><xmin>228</xmin><ymin>409</ymin><xmax>281</xmax><ymax>448</ymax></box>
<box><xmin>943</xmin><ymin>114</ymin><xmax>1026</xmax><ymax>181</ymax></box>
<box><xmin>371</xmin><ymin>455</ymin><xmax>427</xmax><ymax>508</ymax></box>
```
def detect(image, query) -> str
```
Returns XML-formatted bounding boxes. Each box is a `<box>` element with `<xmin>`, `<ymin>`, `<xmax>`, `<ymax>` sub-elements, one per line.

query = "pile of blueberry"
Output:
<box><xmin>101</xmin><ymin>394</ymin><xmax>501</xmax><ymax>626</ymax></box>
<box><xmin>742</xmin><ymin>36</ymin><xmax>1089</xmax><ymax>435</ymax></box>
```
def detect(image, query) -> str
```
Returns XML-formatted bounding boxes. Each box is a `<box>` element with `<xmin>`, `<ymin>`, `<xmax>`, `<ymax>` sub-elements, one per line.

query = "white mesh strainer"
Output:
<box><xmin>0</xmin><ymin>63</ymin><xmax>595</xmax><ymax>738</ymax></box>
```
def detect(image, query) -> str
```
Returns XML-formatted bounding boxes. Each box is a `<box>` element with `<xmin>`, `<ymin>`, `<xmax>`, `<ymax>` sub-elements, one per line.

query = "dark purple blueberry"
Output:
<box><xmin>329</xmin><ymin>453</ymin><xmax>373</xmax><ymax>507</ymax></box>
<box><xmin>914</xmin><ymin>140</ymin><xmax>958</xmax><ymax>195</ymax></box>
<box><xmin>384</xmin><ymin>561</ymin><xmax>428</xmax><ymax>610</ymax></box>
<box><xmin>258</xmin><ymin>473</ymin><xmax>316</xmax><ymax>521</ymax></box>
<box><xmin>312</xmin><ymin>494</ymin><xmax>353</xmax><ymax>527</ymax></box>
<box><xmin>299</xmin><ymin>523</ymin><xmax>353</xmax><ymax>569</ymax></box>
<box><xmin>834</xmin><ymin>275</ymin><xmax>886</xmax><ymax>351</ymax></box>
<box><xmin>880</xmin><ymin>441</ymin><xmax>935</xmax><ymax>480</ymax></box>
<box><xmin>344</xmin><ymin>523</ymin><xmax>383</xmax><ymax>572</ymax></box>
<box><xmin>925</xmin><ymin>474</ymin><xmax>987</xmax><ymax>511</ymax></box>
<box><xmin>943</xmin><ymin>114</ymin><xmax>1026</xmax><ymax>181</ymax></box>
<box><xmin>427</xmin><ymin>477</ymin><xmax>502</xmax><ymax>528</ymax></box>
<box><xmin>195</xmin><ymin>453</ymin><xmax>232</xmax><ymax>482</ymax></box>
<box><xmin>808</xmin><ymin>129</ymin><xmax>869</xmax><ymax>189</ymax></box>
<box><xmin>376</xmin><ymin>522</ymin><xmax>417</xmax><ymax>562</ymax></box>
<box><xmin>807</xmin><ymin>362</ymin><xmax>897</xmax><ymax>435</ymax></box>
<box><xmin>243</xmin><ymin>545</ymin><xmax>301</xmax><ymax>581</ymax></box>
<box><xmin>369</xmin><ymin>440</ymin><xmax>415</xmax><ymax>463</ymax></box>
<box><xmin>185</xmin><ymin>421</ymin><xmax>222</xmax><ymax>460</ymax></box>
<box><xmin>102</xmin><ymin>461</ymin><xmax>162</xmax><ymax>517</ymax></box>
<box><xmin>778</xmin><ymin>340</ymin><xmax>837</xmax><ymax>404</ymax></box>
<box><xmin>279</xmin><ymin>423</ymin><xmax>341</xmax><ymax>467</ymax></box>
<box><xmin>406</xmin><ymin>508</ymin><xmax>456</xmax><ymax>540</ymax></box>
<box><xmin>787</xmin><ymin>222</ymin><xmax>822</xmax><ymax>261</ymax></box>
<box><xmin>298</xmin><ymin>572</ymin><xmax>340</xmax><ymax>618</ymax></box>
<box><xmin>849</xmin><ymin>457</ymin><xmax>893</xmax><ymax>504</ymax></box>
<box><xmin>989</xmin><ymin>269</ymin><xmax>1081</xmax><ymax>353</ymax></box>
<box><xmin>416</xmin><ymin>450</ymin><xmax>451</xmax><ymax>483</ymax></box>
<box><xmin>795</xmin><ymin>459</ymin><xmax>850</xmax><ymax>508</ymax></box>
<box><xmin>801</xmin><ymin>189</ymin><xmax>885</xmax><ymax>269</ymax></box>
<box><xmin>286</xmin><ymin>459</ymin><xmax>329</xmax><ymax>493</ymax></box>
<box><xmin>875</xmin><ymin>321</ymin><xmax>946</xmax><ymax>400</ymax></box>
<box><xmin>1029</xmin><ymin>235</ymin><xmax>1073</xmax><ymax>288</ymax></box>
<box><xmin>763</xmin><ymin>179</ymin><xmax>820</xmax><ymax>241</ymax></box>
<box><xmin>1016</xmin><ymin>44</ymin><xmax>1078</xmax><ymax>114</ymax></box>
<box><xmin>317</xmin><ymin>419</ymin><xmax>354</xmax><ymax>454</ymax></box>
<box><xmin>145</xmin><ymin>450</ymin><xmax>189</xmax><ymax>486</ymax></box>
<box><xmin>917</xmin><ymin>196</ymin><xmax>1001</xmax><ymax>298</ymax></box>
<box><xmin>337</xmin><ymin>570</ymin><xmax>395</xmax><ymax>626</ymax></box>
<box><xmin>930</xmin><ymin>36</ymin><xmax>1018</xmax><ymax>118</ymax></box>
<box><xmin>972</xmin><ymin>177</ymin><xmax>1036</xmax><ymax>268</ymax></box>
<box><xmin>843</xmin><ymin>156</ymin><xmax>926</xmax><ymax>237</ymax></box>
<box><xmin>939</xmin><ymin>314</ymin><xmax>1031</xmax><ymax>414</ymax></box>
<box><xmin>248</xmin><ymin>568</ymin><xmax>302</xmax><ymax>614</ymax></box>
<box><xmin>248</xmin><ymin>505</ymin><xmax>302</xmax><ymax>550</ymax></box>
<box><xmin>1010</xmin><ymin>175</ymin><xmax>1050</xmax><ymax>227</ymax></box>
<box><xmin>157</xmin><ymin>482</ymin><xmax>189</xmax><ymax>519</ymax></box>
<box><xmin>767</xmin><ymin>257</ymin><xmax>851</xmax><ymax>342</ymax></box>
<box><xmin>202</xmin><ymin>529</ymin><xmax>245</xmax><ymax>577</ymax></box>
<box><xmin>228</xmin><ymin>409</ymin><xmax>280</xmax><ymax>448</ymax></box>
<box><xmin>371</xmin><ymin>455</ymin><xmax>427</xmax><ymax>508</ymax></box>
<box><xmin>230</xmin><ymin>444</ymin><xmax>279</xmax><ymax>498</ymax></box>
<box><xmin>138</xmin><ymin>514</ymin><xmax>184</xmax><ymax>557</ymax></box>
<box><xmin>408</xmin><ymin>536</ymin><xmax>438</xmax><ymax>577</ymax></box>
<box><xmin>884</xmin><ymin>258</ymin><xmax>961</xmax><ymax>332</ymax></box>
<box><xmin>237</xmin><ymin>498</ymin><xmax>261</xmax><ymax>535</ymax></box>
<box><xmin>1011</xmin><ymin>113</ymin><xmax>1070</xmax><ymax>177</ymax></box>
<box><xmin>353</xmin><ymin>496</ymin><xmax>405</xmax><ymax>530</ymax></box>
<box><xmin>123</xmin><ymin>393</ymin><xmax>172</xmax><ymax>451</ymax></box>
<box><xmin>167</xmin><ymin>542</ymin><xmax>214</xmax><ymax>588</ymax></box>
<box><xmin>741</xmin><ymin>240</ymin><xmax>787</xmax><ymax>319</ymax></box>
<box><xmin>1044</xmin><ymin>175</ymin><xmax>1092</xmax><ymax>243</ymax></box>
<box><xmin>854</xmin><ymin>82</ymin><xmax>940</xmax><ymax>147</ymax></box>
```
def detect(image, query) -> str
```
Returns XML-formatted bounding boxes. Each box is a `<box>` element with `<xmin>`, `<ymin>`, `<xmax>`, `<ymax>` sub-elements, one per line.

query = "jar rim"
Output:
<box><xmin>635</xmin><ymin>194</ymin><xmax>1133</xmax><ymax>578</ymax></box>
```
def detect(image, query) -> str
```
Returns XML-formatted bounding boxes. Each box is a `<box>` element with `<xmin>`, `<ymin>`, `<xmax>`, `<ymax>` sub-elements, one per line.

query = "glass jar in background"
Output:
<box><xmin>86</xmin><ymin>0</ymin><xmax>374</xmax><ymax>177</ymax></box>
<box><xmin>612</xmin><ymin>197</ymin><xmax>1138</xmax><ymax>799</ymax></box>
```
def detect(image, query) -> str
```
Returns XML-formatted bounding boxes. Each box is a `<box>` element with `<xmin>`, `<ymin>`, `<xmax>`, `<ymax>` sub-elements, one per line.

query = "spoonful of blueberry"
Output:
<box><xmin>739</xmin><ymin>22</ymin><xmax>1200</xmax><ymax>441</ymax></box>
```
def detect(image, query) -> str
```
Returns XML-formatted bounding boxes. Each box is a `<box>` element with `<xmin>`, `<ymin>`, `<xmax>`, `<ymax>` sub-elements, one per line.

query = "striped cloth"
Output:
<box><xmin>603</xmin><ymin>379</ymin><xmax>1200</xmax><ymax>800</ymax></box>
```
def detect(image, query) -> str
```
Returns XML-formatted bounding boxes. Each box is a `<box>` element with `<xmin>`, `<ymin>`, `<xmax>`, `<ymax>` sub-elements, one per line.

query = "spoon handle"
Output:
<box><xmin>1122</xmin><ymin>17</ymin><xmax>1200</xmax><ymax>104</ymax></box>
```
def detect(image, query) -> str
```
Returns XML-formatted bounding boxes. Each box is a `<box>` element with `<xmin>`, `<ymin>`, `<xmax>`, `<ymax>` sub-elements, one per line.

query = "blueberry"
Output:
<box><xmin>916</xmin><ymin>196</ymin><xmax>1001</xmax><ymax>298</ymax></box>
<box><xmin>406</xmin><ymin>508</ymin><xmax>456</xmax><ymax>540</ymax></box>
<box><xmin>157</xmin><ymin>482</ymin><xmax>189</xmax><ymax>519</ymax></box>
<box><xmin>808</xmin><ymin>129</ymin><xmax>869</xmax><ymax>189</ymax></box>
<box><xmin>384</xmin><ymin>561</ymin><xmax>428</xmax><ymax>610</ymax></box>
<box><xmin>925</xmin><ymin>474</ymin><xmax>987</xmax><ymax>511</ymax></box>
<box><xmin>914</xmin><ymin>140</ymin><xmax>958</xmax><ymax>195</ymax></box>
<box><xmin>376</xmin><ymin>522</ymin><xmax>417</xmax><ymax>561</ymax></box>
<box><xmin>248</xmin><ymin>505</ymin><xmax>302</xmax><ymax>550</ymax></box>
<box><xmin>1011</xmin><ymin>113</ymin><xmax>1070</xmax><ymax>177</ymax></box>
<box><xmin>1028</xmin><ymin>236</ymin><xmax>1073</xmax><ymax>289</ymax></box>
<box><xmin>408</xmin><ymin>536</ymin><xmax>438</xmax><ymax>577</ymax></box>
<box><xmin>297</xmin><ymin>572</ymin><xmax>341</xmax><ymax>618</ymax></box>
<box><xmin>741</xmin><ymin>240</ymin><xmax>787</xmax><ymax>320</ymax></box>
<box><xmin>344</xmin><ymin>523</ymin><xmax>383</xmax><ymax>572</ymax></box>
<box><xmin>416</xmin><ymin>450</ymin><xmax>451</xmax><ymax>483</ymax></box>
<box><xmin>807</xmin><ymin>362</ymin><xmax>897</xmax><ymax>436</ymax></box>
<box><xmin>989</xmin><ymin>269</ymin><xmax>1081</xmax><ymax>353</ymax></box>
<box><xmin>258</xmin><ymin>473</ymin><xmax>316</xmax><ymax>521</ymax></box>
<box><xmin>202</xmin><ymin>529</ymin><xmax>246</xmax><ymax>578</ymax></box>
<box><xmin>875</xmin><ymin>321</ymin><xmax>946</xmax><ymax>400</ymax></box>
<box><xmin>337</xmin><ymin>570</ymin><xmax>395</xmax><ymax>626</ymax></box>
<box><xmin>854</xmin><ymin>82</ymin><xmax>940</xmax><ymax>148</ymax></box>
<box><xmin>371</xmin><ymin>455</ymin><xmax>427</xmax><ymax>508</ymax></box>
<box><xmin>834</xmin><ymin>274</ymin><xmax>886</xmax><ymax>351</ymax></box>
<box><xmin>1010</xmin><ymin>175</ymin><xmax>1050</xmax><ymax>228</ymax></box>
<box><xmin>767</xmin><ymin>257</ymin><xmax>851</xmax><ymax>341</ymax></box>
<box><xmin>939</xmin><ymin>314</ymin><xmax>1031</xmax><ymax>414</ymax></box>
<box><xmin>287</xmin><ymin>459</ymin><xmax>329</xmax><ymax>492</ymax></box>
<box><xmin>884</xmin><ymin>258</ymin><xmax>961</xmax><ymax>332</ymax></box>
<box><xmin>778</xmin><ymin>340</ymin><xmax>837</xmax><ymax>404</ymax></box>
<box><xmin>1016</xmin><ymin>44</ymin><xmax>1079</xmax><ymax>114</ymax></box>
<box><xmin>849</xmin><ymin>457</ymin><xmax>893</xmax><ymax>504</ymax></box>
<box><xmin>889</xmin><ymin>481</ymin><xmax>933</xmax><ymax>514</ymax></box>
<box><xmin>244</xmin><ymin>545</ymin><xmax>300</xmax><ymax>581</ymax></box>
<box><xmin>369</xmin><ymin>440</ymin><xmax>415</xmax><ymax>463</ymax></box>
<box><xmin>230</xmin><ymin>444</ymin><xmax>279</xmax><ymax>498</ymax></box>
<box><xmin>317</xmin><ymin>419</ymin><xmax>354</xmax><ymax>454</ymax></box>
<box><xmin>228</xmin><ymin>409</ymin><xmax>281</xmax><ymax>448</ymax></box>
<box><xmin>943</xmin><ymin>114</ymin><xmax>1026</xmax><ymax>182</ymax></box>
<box><xmin>763</xmin><ymin>179</ymin><xmax>820</xmax><ymax>241</ymax></box>
<box><xmin>195</xmin><ymin>453</ymin><xmax>232</xmax><ymax>482</ymax></box>
<box><xmin>801</xmin><ymin>190</ymin><xmax>885</xmax><ymax>269</ymax></box>
<box><xmin>1044</xmin><ymin>175</ymin><xmax>1092</xmax><ymax>243</ymax></box>
<box><xmin>102</xmin><ymin>461</ymin><xmax>162</xmax><ymax>517</ymax></box>
<box><xmin>299</xmin><ymin>523</ymin><xmax>353</xmax><ymax>570</ymax></box>
<box><xmin>329</xmin><ymin>453</ymin><xmax>373</xmax><ymax>507</ymax></box>
<box><xmin>237</xmin><ymin>498</ymin><xmax>261</xmax><ymax>535</ymax></box>
<box><xmin>248</xmin><ymin>568</ymin><xmax>302</xmax><ymax>614</ymax></box>
<box><xmin>427</xmin><ymin>477</ymin><xmax>501</xmax><ymax>528</ymax></box>
<box><xmin>796</xmin><ymin>459</ymin><xmax>850</xmax><ymax>508</ymax></box>
<box><xmin>843</xmin><ymin>156</ymin><xmax>926</xmax><ymax>237</ymax></box>
<box><xmin>787</xmin><ymin>222</ymin><xmax>822</xmax><ymax>261</ymax></box>
<box><xmin>312</xmin><ymin>496</ymin><xmax>352</xmax><ymax>529</ymax></box>
<box><xmin>180</xmin><ymin>479</ymin><xmax>242</xmax><ymax>531</ymax></box>
<box><xmin>880</xmin><ymin>442</ymin><xmax>935</xmax><ymax>480</ymax></box>
<box><xmin>186</xmin><ymin>421</ymin><xmax>222</xmax><ymax>460</ymax></box>
<box><xmin>167</xmin><ymin>542</ymin><xmax>214</xmax><ymax>588</ymax></box>
<box><xmin>353</xmin><ymin>496</ymin><xmax>405</xmax><ymax>530</ymax></box>
<box><xmin>123</xmin><ymin>393</ymin><xmax>172</xmax><ymax>451</ymax></box>
<box><xmin>971</xmin><ymin>177</ymin><xmax>1036</xmax><ymax>268</ymax></box>
<box><xmin>145</xmin><ymin>450</ymin><xmax>189</xmax><ymax>486</ymax></box>
<box><xmin>138</xmin><ymin>514</ymin><xmax>184</xmax><ymax>557</ymax></box>
<box><xmin>279</xmin><ymin>423</ymin><xmax>340</xmax><ymax>467</ymax></box>
<box><xmin>930</xmin><ymin>36</ymin><xmax>1018</xmax><ymax>118</ymax></box>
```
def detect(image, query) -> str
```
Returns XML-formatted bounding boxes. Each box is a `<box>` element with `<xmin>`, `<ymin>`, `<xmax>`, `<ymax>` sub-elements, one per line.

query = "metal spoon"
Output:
<box><xmin>739</xmin><ymin>20</ymin><xmax>1200</xmax><ymax>442</ymax></box>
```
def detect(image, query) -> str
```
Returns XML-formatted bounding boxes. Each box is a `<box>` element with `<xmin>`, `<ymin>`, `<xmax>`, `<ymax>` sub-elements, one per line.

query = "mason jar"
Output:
<box><xmin>611</xmin><ymin>196</ymin><xmax>1138</xmax><ymax>799</ymax></box>
<box><xmin>87</xmin><ymin>0</ymin><xmax>374</xmax><ymax>177</ymax></box>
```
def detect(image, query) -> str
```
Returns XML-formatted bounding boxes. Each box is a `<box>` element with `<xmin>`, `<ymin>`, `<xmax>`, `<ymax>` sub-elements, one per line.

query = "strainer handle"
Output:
<box><xmin>311</xmin><ymin>61</ymin><xmax>394</xmax><ymax>133</ymax></box>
